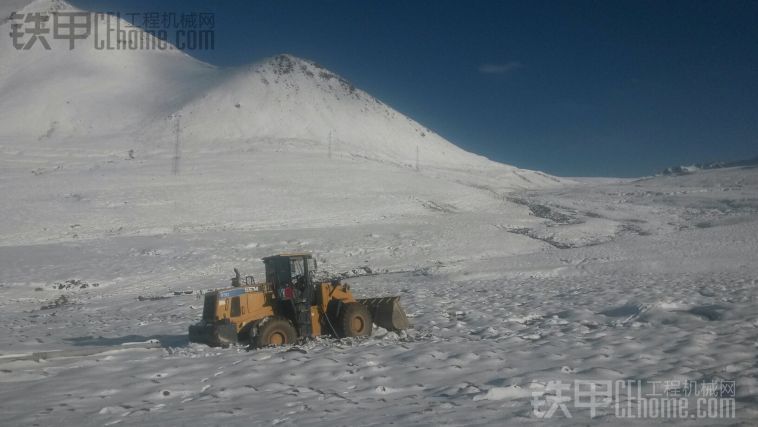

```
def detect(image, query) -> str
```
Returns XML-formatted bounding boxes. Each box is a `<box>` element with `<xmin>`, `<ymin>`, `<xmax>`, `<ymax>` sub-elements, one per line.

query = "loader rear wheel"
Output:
<box><xmin>255</xmin><ymin>317</ymin><xmax>297</xmax><ymax>347</ymax></box>
<box><xmin>339</xmin><ymin>303</ymin><xmax>373</xmax><ymax>337</ymax></box>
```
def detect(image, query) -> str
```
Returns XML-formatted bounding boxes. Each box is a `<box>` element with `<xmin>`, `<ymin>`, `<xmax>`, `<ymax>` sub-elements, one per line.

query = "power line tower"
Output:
<box><xmin>170</xmin><ymin>114</ymin><xmax>181</xmax><ymax>175</ymax></box>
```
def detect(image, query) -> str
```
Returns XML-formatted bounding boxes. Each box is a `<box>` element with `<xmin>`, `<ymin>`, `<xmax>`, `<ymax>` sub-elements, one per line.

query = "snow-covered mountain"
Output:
<box><xmin>0</xmin><ymin>0</ymin><xmax>560</xmax><ymax>180</ymax></box>
<box><xmin>660</xmin><ymin>155</ymin><xmax>758</xmax><ymax>176</ymax></box>
<box><xmin>170</xmin><ymin>54</ymin><xmax>492</xmax><ymax>170</ymax></box>
<box><xmin>0</xmin><ymin>0</ymin><xmax>568</xmax><ymax>248</ymax></box>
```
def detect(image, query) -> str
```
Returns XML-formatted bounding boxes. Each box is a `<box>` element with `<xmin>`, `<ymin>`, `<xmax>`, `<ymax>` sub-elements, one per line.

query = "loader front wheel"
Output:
<box><xmin>339</xmin><ymin>303</ymin><xmax>373</xmax><ymax>337</ymax></box>
<box><xmin>255</xmin><ymin>317</ymin><xmax>297</xmax><ymax>347</ymax></box>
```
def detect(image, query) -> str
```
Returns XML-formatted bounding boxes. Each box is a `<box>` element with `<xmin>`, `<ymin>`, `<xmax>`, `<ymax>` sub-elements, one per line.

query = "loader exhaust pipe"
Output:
<box><xmin>357</xmin><ymin>296</ymin><xmax>410</xmax><ymax>331</ymax></box>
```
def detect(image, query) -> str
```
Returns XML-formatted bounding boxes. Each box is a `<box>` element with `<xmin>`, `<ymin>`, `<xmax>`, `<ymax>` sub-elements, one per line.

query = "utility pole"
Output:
<box><xmin>328</xmin><ymin>130</ymin><xmax>333</xmax><ymax>160</ymax></box>
<box><xmin>170</xmin><ymin>114</ymin><xmax>181</xmax><ymax>175</ymax></box>
<box><xmin>415</xmin><ymin>144</ymin><xmax>420</xmax><ymax>172</ymax></box>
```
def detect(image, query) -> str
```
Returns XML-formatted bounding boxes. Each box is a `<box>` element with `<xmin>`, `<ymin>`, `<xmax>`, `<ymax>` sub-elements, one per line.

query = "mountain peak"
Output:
<box><xmin>20</xmin><ymin>0</ymin><xmax>74</xmax><ymax>13</ymax></box>
<box><xmin>254</xmin><ymin>54</ymin><xmax>359</xmax><ymax>96</ymax></box>
<box><xmin>263</xmin><ymin>53</ymin><xmax>321</xmax><ymax>72</ymax></box>
<box><xmin>260</xmin><ymin>54</ymin><xmax>323</xmax><ymax>78</ymax></box>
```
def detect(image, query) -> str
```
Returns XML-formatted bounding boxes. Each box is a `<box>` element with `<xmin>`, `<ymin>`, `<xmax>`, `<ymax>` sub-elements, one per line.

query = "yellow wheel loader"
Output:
<box><xmin>188</xmin><ymin>253</ymin><xmax>409</xmax><ymax>347</ymax></box>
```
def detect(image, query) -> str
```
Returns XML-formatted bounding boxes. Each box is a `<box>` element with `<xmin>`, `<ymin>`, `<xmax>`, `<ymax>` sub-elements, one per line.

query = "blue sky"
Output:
<box><xmin>71</xmin><ymin>0</ymin><xmax>758</xmax><ymax>177</ymax></box>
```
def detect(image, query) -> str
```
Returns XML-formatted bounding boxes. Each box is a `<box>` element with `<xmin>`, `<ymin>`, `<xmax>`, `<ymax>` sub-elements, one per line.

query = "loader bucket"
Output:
<box><xmin>357</xmin><ymin>296</ymin><xmax>410</xmax><ymax>331</ymax></box>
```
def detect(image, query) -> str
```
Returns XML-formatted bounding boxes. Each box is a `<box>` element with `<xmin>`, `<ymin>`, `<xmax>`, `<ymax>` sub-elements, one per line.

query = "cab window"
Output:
<box><xmin>230</xmin><ymin>296</ymin><xmax>241</xmax><ymax>317</ymax></box>
<box><xmin>290</xmin><ymin>258</ymin><xmax>305</xmax><ymax>280</ymax></box>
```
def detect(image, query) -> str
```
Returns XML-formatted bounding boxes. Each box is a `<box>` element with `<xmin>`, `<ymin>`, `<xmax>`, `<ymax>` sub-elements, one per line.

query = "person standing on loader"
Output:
<box><xmin>265</xmin><ymin>254</ymin><xmax>315</xmax><ymax>340</ymax></box>
<box><xmin>291</xmin><ymin>271</ymin><xmax>313</xmax><ymax>339</ymax></box>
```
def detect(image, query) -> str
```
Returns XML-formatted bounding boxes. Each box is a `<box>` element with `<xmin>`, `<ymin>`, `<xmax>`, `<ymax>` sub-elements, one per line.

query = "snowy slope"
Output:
<box><xmin>0</xmin><ymin>0</ymin><xmax>36</xmax><ymax>24</ymax></box>
<box><xmin>0</xmin><ymin>0</ymin><xmax>220</xmax><ymax>140</ymax></box>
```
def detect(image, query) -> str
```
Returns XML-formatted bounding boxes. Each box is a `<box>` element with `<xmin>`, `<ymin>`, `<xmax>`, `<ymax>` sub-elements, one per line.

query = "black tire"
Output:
<box><xmin>338</xmin><ymin>302</ymin><xmax>373</xmax><ymax>337</ymax></box>
<box><xmin>254</xmin><ymin>316</ymin><xmax>297</xmax><ymax>347</ymax></box>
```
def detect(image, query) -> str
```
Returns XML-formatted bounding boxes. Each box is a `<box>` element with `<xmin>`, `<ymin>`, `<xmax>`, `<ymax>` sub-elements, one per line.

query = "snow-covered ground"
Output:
<box><xmin>1</xmin><ymin>1</ymin><xmax>757</xmax><ymax>425</ymax></box>
<box><xmin>1</xmin><ymin>142</ymin><xmax>757</xmax><ymax>425</ymax></box>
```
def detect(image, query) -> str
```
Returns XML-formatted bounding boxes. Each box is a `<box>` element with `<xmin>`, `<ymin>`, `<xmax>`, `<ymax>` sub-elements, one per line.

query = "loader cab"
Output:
<box><xmin>263</xmin><ymin>253</ymin><xmax>318</xmax><ymax>337</ymax></box>
<box><xmin>262</xmin><ymin>253</ymin><xmax>317</xmax><ymax>292</ymax></box>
